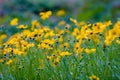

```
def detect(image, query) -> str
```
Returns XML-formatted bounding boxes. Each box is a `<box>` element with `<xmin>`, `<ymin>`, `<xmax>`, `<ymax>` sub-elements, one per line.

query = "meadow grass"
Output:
<box><xmin>0</xmin><ymin>10</ymin><xmax>120</xmax><ymax>80</ymax></box>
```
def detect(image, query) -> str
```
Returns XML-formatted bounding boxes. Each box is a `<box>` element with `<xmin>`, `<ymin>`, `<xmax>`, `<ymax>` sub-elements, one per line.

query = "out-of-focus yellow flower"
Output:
<box><xmin>58</xmin><ymin>20</ymin><xmax>66</xmax><ymax>26</ymax></box>
<box><xmin>63</xmin><ymin>42</ymin><xmax>69</xmax><ymax>48</ymax></box>
<box><xmin>109</xmin><ymin>28</ymin><xmax>120</xmax><ymax>39</ymax></box>
<box><xmin>52</xmin><ymin>55</ymin><xmax>61</xmax><ymax>67</ymax></box>
<box><xmin>74</xmin><ymin>43</ymin><xmax>84</xmax><ymax>54</ymax></box>
<box><xmin>0</xmin><ymin>34</ymin><xmax>7</xmax><ymax>45</ymax></box>
<box><xmin>10</xmin><ymin>18</ymin><xmax>18</xmax><ymax>26</ymax></box>
<box><xmin>17</xmin><ymin>25</ymin><xmax>27</xmax><ymax>29</ymax></box>
<box><xmin>72</xmin><ymin>28</ymin><xmax>80</xmax><ymax>37</ymax></box>
<box><xmin>90</xmin><ymin>34</ymin><xmax>100</xmax><ymax>45</ymax></box>
<box><xmin>56</xmin><ymin>10</ymin><xmax>66</xmax><ymax>16</ymax></box>
<box><xmin>59</xmin><ymin>37</ymin><xmax>63</xmax><ymax>42</ymax></box>
<box><xmin>0</xmin><ymin>34</ymin><xmax>7</xmax><ymax>39</ymax></box>
<box><xmin>92</xmin><ymin>22</ymin><xmax>106</xmax><ymax>34</ymax></box>
<box><xmin>78</xmin><ymin>21</ymin><xmax>86</xmax><ymax>26</ymax></box>
<box><xmin>13</xmin><ymin>49</ymin><xmax>23</xmax><ymax>55</ymax></box>
<box><xmin>70</xmin><ymin>18</ymin><xmax>78</xmax><ymax>25</ymax></box>
<box><xmin>38</xmin><ymin>39</ymin><xmax>55</xmax><ymax>50</ymax></box>
<box><xmin>104</xmin><ymin>36</ymin><xmax>114</xmax><ymax>46</ymax></box>
<box><xmin>84</xmin><ymin>48</ymin><xmax>96</xmax><ymax>54</ymax></box>
<box><xmin>60</xmin><ymin>51</ymin><xmax>71</xmax><ymax>56</ymax></box>
<box><xmin>40</xmin><ymin>11</ymin><xmax>52</xmax><ymax>20</ymax></box>
<box><xmin>6</xmin><ymin>59</ymin><xmax>13</xmax><ymax>65</ymax></box>
<box><xmin>116</xmin><ymin>40</ymin><xmax>120</xmax><ymax>44</ymax></box>
<box><xmin>54</xmin><ymin>27</ymin><xmax>60</xmax><ymax>33</ymax></box>
<box><xmin>31</xmin><ymin>20</ymin><xmax>41</xmax><ymax>30</ymax></box>
<box><xmin>0</xmin><ymin>59</ymin><xmax>4</xmax><ymax>63</ymax></box>
<box><xmin>44</xmin><ymin>31</ymin><xmax>55</xmax><ymax>38</ymax></box>
<box><xmin>104</xmin><ymin>20</ymin><xmax>112</xmax><ymax>26</ymax></box>
<box><xmin>47</xmin><ymin>56</ymin><xmax>53</xmax><ymax>60</ymax></box>
<box><xmin>65</xmin><ymin>24</ymin><xmax>71</xmax><ymax>30</ymax></box>
<box><xmin>89</xmin><ymin>74</ymin><xmax>100</xmax><ymax>80</ymax></box>
<box><xmin>3</xmin><ymin>48</ymin><xmax>13</xmax><ymax>54</ymax></box>
<box><xmin>27</xmin><ymin>43</ymin><xmax>35</xmax><ymax>49</ymax></box>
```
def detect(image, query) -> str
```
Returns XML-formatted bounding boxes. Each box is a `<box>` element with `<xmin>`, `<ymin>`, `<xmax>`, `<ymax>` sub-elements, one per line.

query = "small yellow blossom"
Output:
<box><xmin>70</xmin><ymin>18</ymin><xmax>78</xmax><ymax>25</ymax></box>
<box><xmin>78</xmin><ymin>21</ymin><xmax>86</xmax><ymax>26</ymax></box>
<box><xmin>84</xmin><ymin>48</ymin><xmax>96</xmax><ymax>54</ymax></box>
<box><xmin>10</xmin><ymin>18</ymin><xmax>18</xmax><ymax>26</ymax></box>
<box><xmin>58</xmin><ymin>20</ymin><xmax>66</xmax><ymax>26</ymax></box>
<box><xmin>0</xmin><ymin>59</ymin><xmax>4</xmax><ymax>63</ymax></box>
<box><xmin>17</xmin><ymin>25</ymin><xmax>27</xmax><ymax>29</ymax></box>
<box><xmin>60</xmin><ymin>51</ymin><xmax>71</xmax><ymax>56</ymax></box>
<box><xmin>47</xmin><ymin>56</ymin><xmax>53</xmax><ymax>60</ymax></box>
<box><xmin>13</xmin><ymin>48</ymin><xmax>23</xmax><ymax>55</ymax></box>
<box><xmin>56</xmin><ymin>10</ymin><xmax>66</xmax><ymax>16</ymax></box>
<box><xmin>6</xmin><ymin>59</ymin><xmax>13</xmax><ymax>65</ymax></box>
<box><xmin>0</xmin><ymin>34</ymin><xmax>7</xmax><ymax>45</ymax></box>
<box><xmin>40</xmin><ymin>11</ymin><xmax>52</xmax><ymax>20</ymax></box>
<box><xmin>116</xmin><ymin>40</ymin><xmax>120</xmax><ymax>44</ymax></box>
<box><xmin>89</xmin><ymin>74</ymin><xmax>100</xmax><ymax>80</ymax></box>
<box><xmin>104</xmin><ymin>20</ymin><xmax>112</xmax><ymax>26</ymax></box>
<box><xmin>74</xmin><ymin>44</ymin><xmax>84</xmax><ymax>54</ymax></box>
<box><xmin>31</xmin><ymin>20</ymin><xmax>41</xmax><ymax>30</ymax></box>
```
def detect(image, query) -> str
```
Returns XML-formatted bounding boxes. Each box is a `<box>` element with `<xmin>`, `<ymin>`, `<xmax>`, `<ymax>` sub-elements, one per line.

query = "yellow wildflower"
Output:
<box><xmin>10</xmin><ymin>18</ymin><xmax>18</xmax><ymax>26</ymax></box>
<box><xmin>3</xmin><ymin>48</ymin><xmax>13</xmax><ymax>54</ymax></box>
<box><xmin>17</xmin><ymin>25</ymin><xmax>27</xmax><ymax>29</ymax></box>
<box><xmin>56</xmin><ymin>10</ymin><xmax>66</xmax><ymax>16</ymax></box>
<box><xmin>109</xmin><ymin>28</ymin><xmax>120</xmax><ymax>39</ymax></box>
<box><xmin>6</xmin><ymin>59</ymin><xmax>13</xmax><ymax>65</ymax></box>
<box><xmin>52</xmin><ymin>56</ymin><xmax>61</xmax><ymax>67</ymax></box>
<box><xmin>74</xmin><ymin>43</ymin><xmax>84</xmax><ymax>55</ymax></box>
<box><xmin>89</xmin><ymin>74</ymin><xmax>100</xmax><ymax>80</ymax></box>
<box><xmin>70</xmin><ymin>18</ymin><xmax>78</xmax><ymax>25</ymax></box>
<box><xmin>31</xmin><ymin>20</ymin><xmax>40</xmax><ymax>30</ymax></box>
<box><xmin>116</xmin><ymin>40</ymin><xmax>120</xmax><ymax>44</ymax></box>
<box><xmin>13</xmin><ymin>49</ymin><xmax>23</xmax><ymax>55</ymax></box>
<box><xmin>92</xmin><ymin>22</ymin><xmax>106</xmax><ymax>34</ymax></box>
<box><xmin>72</xmin><ymin>28</ymin><xmax>79</xmax><ymax>37</ymax></box>
<box><xmin>84</xmin><ymin>48</ymin><xmax>96</xmax><ymax>54</ymax></box>
<box><xmin>54</xmin><ymin>27</ymin><xmax>60</xmax><ymax>33</ymax></box>
<box><xmin>60</xmin><ymin>51</ymin><xmax>71</xmax><ymax>56</ymax></box>
<box><xmin>104</xmin><ymin>36</ymin><xmax>114</xmax><ymax>46</ymax></box>
<box><xmin>0</xmin><ymin>34</ymin><xmax>7</xmax><ymax>45</ymax></box>
<box><xmin>46</xmin><ymin>56</ymin><xmax>53</xmax><ymax>60</ymax></box>
<box><xmin>63</xmin><ymin>42</ymin><xmax>69</xmax><ymax>48</ymax></box>
<box><xmin>0</xmin><ymin>59</ymin><xmax>4</xmax><ymax>63</ymax></box>
<box><xmin>58</xmin><ymin>20</ymin><xmax>66</xmax><ymax>26</ymax></box>
<box><xmin>40</xmin><ymin>11</ymin><xmax>52</xmax><ymax>20</ymax></box>
<box><xmin>78</xmin><ymin>21</ymin><xmax>86</xmax><ymax>26</ymax></box>
<box><xmin>104</xmin><ymin>20</ymin><xmax>112</xmax><ymax>26</ymax></box>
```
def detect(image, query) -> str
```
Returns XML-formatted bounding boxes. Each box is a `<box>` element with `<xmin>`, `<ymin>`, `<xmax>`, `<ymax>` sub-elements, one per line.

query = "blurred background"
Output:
<box><xmin>0</xmin><ymin>0</ymin><xmax>120</xmax><ymax>24</ymax></box>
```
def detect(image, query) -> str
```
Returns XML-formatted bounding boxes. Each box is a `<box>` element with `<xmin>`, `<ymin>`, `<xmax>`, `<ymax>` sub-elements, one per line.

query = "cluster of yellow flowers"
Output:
<box><xmin>104</xmin><ymin>21</ymin><xmax>120</xmax><ymax>45</ymax></box>
<box><xmin>0</xmin><ymin>10</ymin><xmax>120</xmax><ymax>70</ymax></box>
<box><xmin>10</xmin><ymin>18</ymin><xmax>27</xmax><ymax>29</ymax></box>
